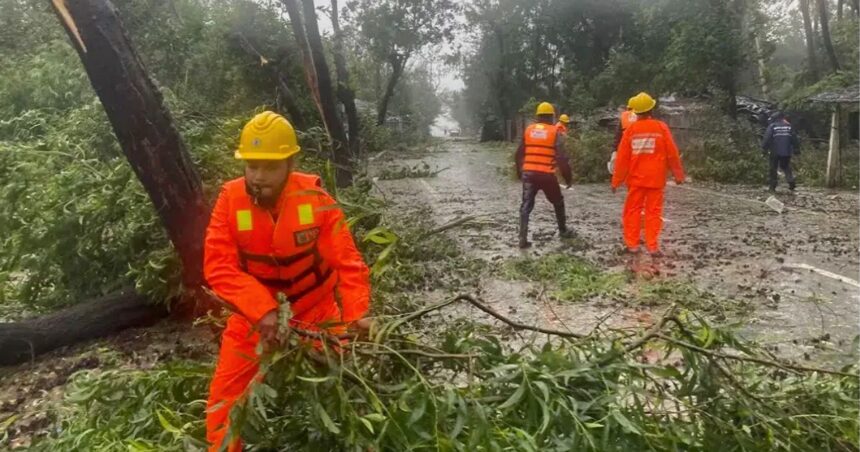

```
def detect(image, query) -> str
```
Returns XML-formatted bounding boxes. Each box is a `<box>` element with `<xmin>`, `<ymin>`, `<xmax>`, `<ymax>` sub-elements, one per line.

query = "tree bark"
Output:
<box><xmin>799</xmin><ymin>0</ymin><xmax>820</xmax><ymax>79</ymax></box>
<box><xmin>283</xmin><ymin>0</ymin><xmax>321</xmax><ymax>111</ymax></box>
<box><xmin>330</xmin><ymin>0</ymin><xmax>361</xmax><ymax>158</ymax></box>
<box><xmin>49</xmin><ymin>0</ymin><xmax>208</xmax><ymax>287</ymax></box>
<box><xmin>376</xmin><ymin>54</ymin><xmax>407</xmax><ymax>126</ymax></box>
<box><xmin>0</xmin><ymin>291</ymin><xmax>165</xmax><ymax>365</ymax></box>
<box><xmin>837</xmin><ymin>0</ymin><xmax>844</xmax><ymax>20</ymax></box>
<box><xmin>283</xmin><ymin>0</ymin><xmax>352</xmax><ymax>187</ymax></box>
<box><xmin>816</xmin><ymin>0</ymin><xmax>841</xmax><ymax>72</ymax></box>
<box><xmin>0</xmin><ymin>0</ymin><xmax>212</xmax><ymax>366</ymax></box>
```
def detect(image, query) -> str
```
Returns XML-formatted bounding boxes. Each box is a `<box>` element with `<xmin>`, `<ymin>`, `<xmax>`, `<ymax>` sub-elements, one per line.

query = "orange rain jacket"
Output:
<box><xmin>555</xmin><ymin>122</ymin><xmax>568</xmax><ymax>136</ymax></box>
<box><xmin>204</xmin><ymin>172</ymin><xmax>370</xmax><ymax>327</ymax></box>
<box><xmin>203</xmin><ymin>171</ymin><xmax>370</xmax><ymax>452</ymax></box>
<box><xmin>611</xmin><ymin>117</ymin><xmax>685</xmax><ymax>189</ymax></box>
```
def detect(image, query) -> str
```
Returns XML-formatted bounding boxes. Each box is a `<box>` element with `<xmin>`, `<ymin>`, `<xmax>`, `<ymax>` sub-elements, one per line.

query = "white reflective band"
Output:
<box><xmin>631</xmin><ymin>137</ymin><xmax>656</xmax><ymax>154</ymax></box>
<box><xmin>530</xmin><ymin>129</ymin><xmax>548</xmax><ymax>139</ymax></box>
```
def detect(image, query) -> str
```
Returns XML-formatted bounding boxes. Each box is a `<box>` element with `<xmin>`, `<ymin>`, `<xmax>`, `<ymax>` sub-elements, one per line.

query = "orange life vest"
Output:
<box><xmin>620</xmin><ymin>110</ymin><xmax>637</xmax><ymax>130</ymax></box>
<box><xmin>522</xmin><ymin>123</ymin><xmax>558</xmax><ymax>174</ymax></box>
<box><xmin>223</xmin><ymin>173</ymin><xmax>337</xmax><ymax>306</ymax></box>
<box><xmin>555</xmin><ymin>122</ymin><xmax>568</xmax><ymax>136</ymax></box>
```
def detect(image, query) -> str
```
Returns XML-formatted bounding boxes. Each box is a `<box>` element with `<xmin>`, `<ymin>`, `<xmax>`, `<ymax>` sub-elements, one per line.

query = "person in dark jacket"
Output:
<box><xmin>762</xmin><ymin>111</ymin><xmax>800</xmax><ymax>192</ymax></box>
<box><xmin>515</xmin><ymin>101</ymin><xmax>574</xmax><ymax>248</ymax></box>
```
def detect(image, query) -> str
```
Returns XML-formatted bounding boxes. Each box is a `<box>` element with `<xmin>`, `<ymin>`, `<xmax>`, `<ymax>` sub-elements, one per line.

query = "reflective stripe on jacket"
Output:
<box><xmin>612</xmin><ymin>118</ymin><xmax>685</xmax><ymax>189</ymax></box>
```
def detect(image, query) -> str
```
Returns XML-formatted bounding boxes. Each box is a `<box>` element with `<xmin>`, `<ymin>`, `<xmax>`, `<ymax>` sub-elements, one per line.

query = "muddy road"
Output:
<box><xmin>373</xmin><ymin>139</ymin><xmax>859</xmax><ymax>363</ymax></box>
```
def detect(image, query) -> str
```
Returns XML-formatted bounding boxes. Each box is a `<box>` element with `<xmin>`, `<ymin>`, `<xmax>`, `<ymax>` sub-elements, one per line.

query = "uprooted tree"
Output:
<box><xmin>0</xmin><ymin>0</ymin><xmax>210</xmax><ymax>365</ymax></box>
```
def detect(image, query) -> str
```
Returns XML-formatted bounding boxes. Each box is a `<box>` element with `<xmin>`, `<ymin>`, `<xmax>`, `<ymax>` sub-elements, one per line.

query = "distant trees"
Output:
<box><xmin>349</xmin><ymin>0</ymin><xmax>458</xmax><ymax>126</ymax></box>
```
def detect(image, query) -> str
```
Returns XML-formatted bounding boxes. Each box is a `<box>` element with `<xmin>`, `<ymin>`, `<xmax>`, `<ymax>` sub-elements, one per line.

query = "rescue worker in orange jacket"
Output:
<box><xmin>203</xmin><ymin>111</ymin><xmax>371</xmax><ymax>451</ymax></box>
<box><xmin>515</xmin><ymin>102</ymin><xmax>574</xmax><ymax>249</ymax></box>
<box><xmin>556</xmin><ymin>114</ymin><xmax>571</xmax><ymax>136</ymax></box>
<box><xmin>611</xmin><ymin>93</ymin><xmax>685</xmax><ymax>256</ymax></box>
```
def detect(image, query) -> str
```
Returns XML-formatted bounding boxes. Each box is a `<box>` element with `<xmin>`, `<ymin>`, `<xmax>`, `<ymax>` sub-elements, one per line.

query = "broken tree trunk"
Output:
<box><xmin>0</xmin><ymin>291</ymin><xmax>165</xmax><ymax>366</ymax></box>
<box><xmin>283</xmin><ymin>0</ymin><xmax>352</xmax><ymax>187</ymax></box>
<box><xmin>0</xmin><ymin>0</ymin><xmax>210</xmax><ymax>366</ymax></box>
<box><xmin>50</xmin><ymin>0</ymin><xmax>209</xmax><ymax>283</ymax></box>
<box><xmin>299</xmin><ymin>0</ymin><xmax>352</xmax><ymax>187</ymax></box>
<box><xmin>816</xmin><ymin>0</ymin><xmax>841</xmax><ymax>73</ymax></box>
<box><xmin>800</xmin><ymin>0</ymin><xmax>819</xmax><ymax>80</ymax></box>
<box><xmin>331</xmin><ymin>0</ymin><xmax>361</xmax><ymax>158</ymax></box>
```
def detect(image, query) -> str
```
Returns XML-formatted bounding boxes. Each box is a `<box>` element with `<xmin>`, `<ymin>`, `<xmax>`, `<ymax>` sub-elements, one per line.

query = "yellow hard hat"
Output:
<box><xmin>559</xmin><ymin>114</ymin><xmax>570</xmax><ymax>124</ymax></box>
<box><xmin>235</xmin><ymin>111</ymin><xmax>300</xmax><ymax>160</ymax></box>
<box><xmin>627</xmin><ymin>92</ymin><xmax>656</xmax><ymax>114</ymax></box>
<box><xmin>536</xmin><ymin>102</ymin><xmax>555</xmax><ymax>116</ymax></box>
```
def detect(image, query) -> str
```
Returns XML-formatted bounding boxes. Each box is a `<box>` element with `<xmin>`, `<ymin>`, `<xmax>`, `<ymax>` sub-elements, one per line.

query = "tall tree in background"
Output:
<box><xmin>331</xmin><ymin>0</ymin><xmax>360</xmax><ymax>157</ymax></box>
<box><xmin>351</xmin><ymin>0</ymin><xmax>458</xmax><ymax>126</ymax></box>
<box><xmin>799</xmin><ymin>0</ymin><xmax>819</xmax><ymax>79</ymax></box>
<box><xmin>283</xmin><ymin>0</ymin><xmax>352</xmax><ymax>186</ymax></box>
<box><xmin>816</xmin><ymin>0</ymin><xmax>842</xmax><ymax>72</ymax></box>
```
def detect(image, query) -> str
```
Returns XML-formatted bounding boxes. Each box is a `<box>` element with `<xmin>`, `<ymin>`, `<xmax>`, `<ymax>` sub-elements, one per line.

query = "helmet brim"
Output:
<box><xmin>234</xmin><ymin>145</ymin><xmax>300</xmax><ymax>161</ymax></box>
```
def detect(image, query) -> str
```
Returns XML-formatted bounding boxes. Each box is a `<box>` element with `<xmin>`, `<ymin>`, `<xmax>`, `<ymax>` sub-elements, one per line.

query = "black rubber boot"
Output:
<box><xmin>554</xmin><ymin>203</ymin><xmax>575</xmax><ymax>239</ymax></box>
<box><xmin>519</xmin><ymin>218</ymin><xmax>532</xmax><ymax>249</ymax></box>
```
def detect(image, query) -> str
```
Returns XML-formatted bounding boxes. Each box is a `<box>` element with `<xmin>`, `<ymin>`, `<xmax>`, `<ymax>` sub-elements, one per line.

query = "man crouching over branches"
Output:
<box><xmin>203</xmin><ymin>111</ymin><xmax>371</xmax><ymax>451</ymax></box>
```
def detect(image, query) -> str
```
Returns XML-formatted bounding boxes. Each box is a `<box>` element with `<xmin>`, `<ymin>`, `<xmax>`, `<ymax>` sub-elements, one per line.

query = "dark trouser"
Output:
<box><xmin>519</xmin><ymin>172</ymin><xmax>567</xmax><ymax>242</ymax></box>
<box><xmin>769</xmin><ymin>154</ymin><xmax>795</xmax><ymax>190</ymax></box>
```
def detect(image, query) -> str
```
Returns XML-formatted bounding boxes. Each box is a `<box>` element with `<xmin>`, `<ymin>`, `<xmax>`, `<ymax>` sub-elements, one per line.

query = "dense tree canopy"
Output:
<box><xmin>451</xmin><ymin>0</ymin><xmax>859</xmax><ymax>138</ymax></box>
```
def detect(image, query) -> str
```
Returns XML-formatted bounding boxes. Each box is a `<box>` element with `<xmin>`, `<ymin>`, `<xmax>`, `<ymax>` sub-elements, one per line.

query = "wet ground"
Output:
<box><xmin>373</xmin><ymin>139</ymin><xmax>859</xmax><ymax>363</ymax></box>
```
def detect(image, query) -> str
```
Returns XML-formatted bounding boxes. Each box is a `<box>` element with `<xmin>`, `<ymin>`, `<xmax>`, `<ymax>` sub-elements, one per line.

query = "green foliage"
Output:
<box><xmin>0</xmin><ymin>106</ymin><xmax>247</xmax><ymax>311</ymax></box>
<box><xmin>567</xmin><ymin>127</ymin><xmax>614</xmax><ymax>183</ymax></box>
<box><xmin>358</xmin><ymin>112</ymin><xmax>395</xmax><ymax>155</ymax></box>
<box><xmin>35</xmin><ymin>311</ymin><xmax>860</xmax><ymax>451</ymax></box>
<box><xmin>504</xmin><ymin>254</ymin><xmax>625</xmax><ymax>302</ymax></box>
<box><xmin>503</xmin><ymin>253</ymin><xmax>751</xmax><ymax>318</ymax></box>
<box><xmin>33</xmin><ymin>361</ymin><xmax>211</xmax><ymax>451</ymax></box>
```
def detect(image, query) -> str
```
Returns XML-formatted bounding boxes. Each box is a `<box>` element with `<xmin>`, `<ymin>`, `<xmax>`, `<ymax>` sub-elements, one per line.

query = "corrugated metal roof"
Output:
<box><xmin>809</xmin><ymin>86</ymin><xmax>860</xmax><ymax>104</ymax></box>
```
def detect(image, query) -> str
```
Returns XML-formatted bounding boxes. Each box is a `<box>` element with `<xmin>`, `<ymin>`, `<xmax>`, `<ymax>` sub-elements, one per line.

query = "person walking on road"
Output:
<box><xmin>611</xmin><ymin>92</ymin><xmax>685</xmax><ymax>257</ymax></box>
<box><xmin>516</xmin><ymin>101</ymin><xmax>575</xmax><ymax>249</ymax></box>
<box><xmin>762</xmin><ymin>111</ymin><xmax>800</xmax><ymax>193</ymax></box>
<box><xmin>203</xmin><ymin>111</ymin><xmax>372</xmax><ymax>451</ymax></box>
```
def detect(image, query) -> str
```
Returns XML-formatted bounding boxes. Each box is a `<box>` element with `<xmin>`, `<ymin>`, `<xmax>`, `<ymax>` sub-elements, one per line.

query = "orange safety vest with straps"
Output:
<box><xmin>620</xmin><ymin>110</ymin><xmax>637</xmax><ymax>130</ymax></box>
<box><xmin>205</xmin><ymin>171</ymin><xmax>370</xmax><ymax>326</ymax></box>
<box><xmin>522</xmin><ymin>123</ymin><xmax>559</xmax><ymax>174</ymax></box>
<box><xmin>228</xmin><ymin>175</ymin><xmax>337</xmax><ymax>306</ymax></box>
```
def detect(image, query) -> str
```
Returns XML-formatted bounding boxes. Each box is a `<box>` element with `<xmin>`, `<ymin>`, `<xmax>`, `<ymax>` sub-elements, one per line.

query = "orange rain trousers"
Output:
<box><xmin>206</xmin><ymin>304</ymin><xmax>345</xmax><ymax>452</ymax></box>
<box><xmin>622</xmin><ymin>185</ymin><xmax>664</xmax><ymax>252</ymax></box>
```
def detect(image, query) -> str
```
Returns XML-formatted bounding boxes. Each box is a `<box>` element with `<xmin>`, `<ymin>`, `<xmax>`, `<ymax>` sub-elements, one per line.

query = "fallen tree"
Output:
<box><xmin>0</xmin><ymin>0</ymin><xmax>209</xmax><ymax>366</ymax></box>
